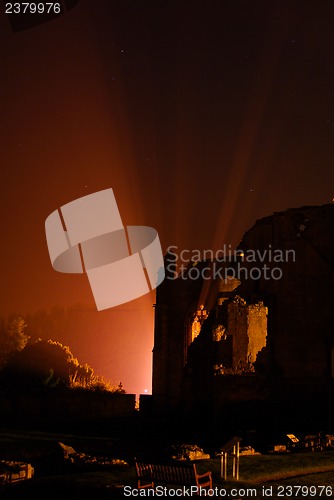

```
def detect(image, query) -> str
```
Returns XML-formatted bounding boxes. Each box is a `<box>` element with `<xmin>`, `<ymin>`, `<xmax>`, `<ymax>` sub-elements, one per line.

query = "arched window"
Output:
<box><xmin>191</xmin><ymin>305</ymin><xmax>208</xmax><ymax>342</ymax></box>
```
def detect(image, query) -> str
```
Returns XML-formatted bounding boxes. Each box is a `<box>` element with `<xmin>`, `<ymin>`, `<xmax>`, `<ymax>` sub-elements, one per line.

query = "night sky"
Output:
<box><xmin>1</xmin><ymin>1</ymin><xmax>334</xmax><ymax>395</ymax></box>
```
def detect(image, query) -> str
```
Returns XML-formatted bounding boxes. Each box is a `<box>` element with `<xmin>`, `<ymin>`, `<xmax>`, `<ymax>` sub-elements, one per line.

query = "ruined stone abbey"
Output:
<box><xmin>151</xmin><ymin>204</ymin><xmax>334</xmax><ymax>425</ymax></box>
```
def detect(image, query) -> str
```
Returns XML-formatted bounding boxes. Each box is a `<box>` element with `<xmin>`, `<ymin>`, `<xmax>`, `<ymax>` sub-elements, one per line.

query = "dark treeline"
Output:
<box><xmin>0</xmin><ymin>310</ymin><xmax>125</xmax><ymax>394</ymax></box>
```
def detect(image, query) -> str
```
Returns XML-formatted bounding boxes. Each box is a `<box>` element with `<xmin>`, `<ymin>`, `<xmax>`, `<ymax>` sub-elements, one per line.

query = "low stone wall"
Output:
<box><xmin>0</xmin><ymin>391</ymin><xmax>136</xmax><ymax>421</ymax></box>
<box><xmin>214</xmin><ymin>374</ymin><xmax>264</xmax><ymax>400</ymax></box>
<box><xmin>212</xmin><ymin>374</ymin><xmax>265</xmax><ymax>417</ymax></box>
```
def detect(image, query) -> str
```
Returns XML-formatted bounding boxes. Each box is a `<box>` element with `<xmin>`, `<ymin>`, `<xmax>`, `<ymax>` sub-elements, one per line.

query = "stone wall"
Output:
<box><xmin>227</xmin><ymin>297</ymin><xmax>267</xmax><ymax>370</ymax></box>
<box><xmin>237</xmin><ymin>204</ymin><xmax>334</xmax><ymax>389</ymax></box>
<box><xmin>152</xmin><ymin>259</ymin><xmax>204</xmax><ymax>413</ymax></box>
<box><xmin>0</xmin><ymin>391</ymin><xmax>136</xmax><ymax>422</ymax></box>
<box><xmin>152</xmin><ymin>204</ymin><xmax>334</xmax><ymax>418</ymax></box>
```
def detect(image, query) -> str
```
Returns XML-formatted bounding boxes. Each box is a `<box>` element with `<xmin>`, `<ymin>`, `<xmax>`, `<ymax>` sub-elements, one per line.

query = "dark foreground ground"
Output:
<box><xmin>1</xmin><ymin>415</ymin><xmax>334</xmax><ymax>499</ymax></box>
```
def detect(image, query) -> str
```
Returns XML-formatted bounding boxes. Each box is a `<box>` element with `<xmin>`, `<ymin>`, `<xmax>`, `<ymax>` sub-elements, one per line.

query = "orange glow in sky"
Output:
<box><xmin>1</xmin><ymin>2</ymin><xmax>334</xmax><ymax>395</ymax></box>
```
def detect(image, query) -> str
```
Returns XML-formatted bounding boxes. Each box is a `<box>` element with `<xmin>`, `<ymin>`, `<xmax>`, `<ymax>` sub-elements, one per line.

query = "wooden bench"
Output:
<box><xmin>135</xmin><ymin>462</ymin><xmax>212</xmax><ymax>490</ymax></box>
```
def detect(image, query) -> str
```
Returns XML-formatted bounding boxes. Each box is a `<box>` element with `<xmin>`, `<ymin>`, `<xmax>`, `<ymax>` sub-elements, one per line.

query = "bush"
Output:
<box><xmin>0</xmin><ymin>316</ymin><xmax>29</xmax><ymax>368</ymax></box>
<box><xmin>0</xmin><ymin>339</ymin><xmax>123</xmax><ymax>393</ymax></box>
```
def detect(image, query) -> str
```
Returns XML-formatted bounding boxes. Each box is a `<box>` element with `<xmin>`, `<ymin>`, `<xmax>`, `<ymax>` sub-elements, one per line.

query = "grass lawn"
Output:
<box><xmin>201</xmin><ymin>450</ymin><xmax>334</xmax><ymax>483</ymax></box>
<box><xmin>1</xmin><ymin>430</ymin><xmax>334</xmax><ymax>498</ymax></box>
<box><xmin>1</xmin><ymin>453</ymin><xmax>334</xmax><ymax>499</ymax></box>
<box><xmin>58</xmin><ymin>451</ymin><xmax>334</xmax><ymax>487</ymax></box>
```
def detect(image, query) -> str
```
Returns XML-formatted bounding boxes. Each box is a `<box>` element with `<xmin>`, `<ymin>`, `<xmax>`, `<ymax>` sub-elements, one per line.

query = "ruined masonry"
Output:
<box><xmin>152</xmin><ymin>204</ymin><xmax>334</xmax><ymax>420</ymax></box>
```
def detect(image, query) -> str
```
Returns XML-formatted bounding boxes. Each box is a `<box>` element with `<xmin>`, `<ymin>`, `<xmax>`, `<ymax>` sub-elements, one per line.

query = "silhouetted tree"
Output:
<box><xmin>0</xmin><ymin>316</ymin><xmax>29</xmax><ymax>368</ymax></box>
<box><xmin>0</xmin><ymin>339</ymin><xmax>124</xmax><ymax>393</ymax></box>
<box><xmin>0</xmin><ymin>339</ymin><xmax>75</xmax><ymax>390</ymax></box>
